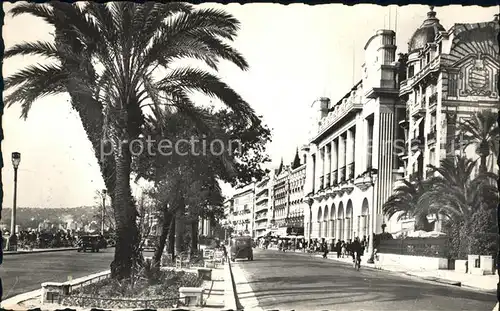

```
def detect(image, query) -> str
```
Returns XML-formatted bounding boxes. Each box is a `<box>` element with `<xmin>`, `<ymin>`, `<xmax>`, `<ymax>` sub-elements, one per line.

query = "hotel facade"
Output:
<box><xmin>303</xmin><ymin>9</ymin><xmax>499</xmax><ymax>254</ymax></box>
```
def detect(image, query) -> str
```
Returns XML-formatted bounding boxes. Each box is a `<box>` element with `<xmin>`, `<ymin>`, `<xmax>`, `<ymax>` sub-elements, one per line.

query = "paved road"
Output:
<box><xmin>232</xmin><ymin>248</ymin><xmax>496</xmax><ymax>311</ymax></box>
<box><xmin>1</xmin><ymin>248</ymin><xmax>119</xmax><ymax>299</ymax></box>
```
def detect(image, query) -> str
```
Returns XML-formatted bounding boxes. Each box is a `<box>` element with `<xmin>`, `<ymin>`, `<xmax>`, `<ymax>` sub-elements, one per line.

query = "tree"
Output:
<box><xmin>458</xmin><ymin>109</ymin><xmax>499</xmax><ymax>174</ymax></box>
<box><xmin>424</xmin><ymin>156</ymin><xmax>498</xmax><ymax>223</ymax></box>
<box><xmin>134</xmin><ymin>107</ymin><xmax>270</xmax><ymax>266</ymax></box>
<box><xmin>424</xmin><ymin>156</ymin><xmax>498</xmax><ymax>257</ymax></box>
<box><xmin>5</xmin><ymin>2</ymin><xmax>256</xmax><ymax>279</ymax></box>
<box><xmin>382</xmin><ymin>178</ymin><xmax>435</xmax><ymax>232</ymax></box>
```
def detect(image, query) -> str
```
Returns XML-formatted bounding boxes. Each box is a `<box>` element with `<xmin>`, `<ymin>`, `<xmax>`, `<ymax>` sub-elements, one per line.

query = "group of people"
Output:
<box><xmin>331</xmin><ymin>237</ymin><xmax>366</xmax><ymax>265</ymax></box>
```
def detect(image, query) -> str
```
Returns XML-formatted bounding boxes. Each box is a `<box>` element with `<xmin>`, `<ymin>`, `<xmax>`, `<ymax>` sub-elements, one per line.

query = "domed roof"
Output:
<box><xmin>408</xmin><ymin>7</ymin><xmax>445</xmax><ymax>53</ymax></box>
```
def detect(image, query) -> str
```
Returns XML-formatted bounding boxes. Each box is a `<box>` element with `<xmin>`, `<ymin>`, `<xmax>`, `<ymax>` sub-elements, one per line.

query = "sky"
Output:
<box><xmin>2</xmin><ymin>2</ymin><xmax>498</xmax><ymax>208</ymax></box>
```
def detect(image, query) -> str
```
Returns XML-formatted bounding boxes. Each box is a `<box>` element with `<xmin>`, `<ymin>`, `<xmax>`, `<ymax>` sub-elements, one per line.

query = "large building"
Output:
<box><xmin>304</xmin><ymin>28</ymin><xmax>405</xmax><ymax>254</ymax></box>
<box><xmin>391</xmin><ymin>9</ymin><xmax>499</xmax><ymax>233</ymax></box>
<box><xmin>232</xmin><ymin>183</ymin><xmax>256</xmax><ymax>237</ymax></box>
<box><xmin>303</xmin><ymin>8</ymin><xmax>499</xmax><ymax>255</ymax></box>
<box><xmin>253</xmin><ymin>175</ymin><xmax>273</xmax><ymax>238</ymax></box>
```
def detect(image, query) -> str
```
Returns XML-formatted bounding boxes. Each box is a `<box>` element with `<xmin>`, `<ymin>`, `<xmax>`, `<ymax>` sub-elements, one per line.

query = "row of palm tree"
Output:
<box><xmin>383</xmin><ymin>109</ymin><xmax>499</xmax><ymax>257</ymax></box>
<box><xmin>5</xmin><ymin>2</ymin><xmax>262</xmax><ymax>279</ymax></box>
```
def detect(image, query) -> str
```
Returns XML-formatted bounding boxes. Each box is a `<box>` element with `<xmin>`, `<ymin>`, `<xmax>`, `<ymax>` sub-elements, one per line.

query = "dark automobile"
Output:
<box><xmin>97</xmin><ymin>235</ymin><xmax>107</xmax><ymax>249</ymax></box>
<box><xmin>230</xmin><ymin>236</ymin><xmax>253</xmax><ymax>262</ymax></box>
<box><xmin>77</xmin><ymin>235</ymin><xmax>101</xmax><ymax>252</ymax></box>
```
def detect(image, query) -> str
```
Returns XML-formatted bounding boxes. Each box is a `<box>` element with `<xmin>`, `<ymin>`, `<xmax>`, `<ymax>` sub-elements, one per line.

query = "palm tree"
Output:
<box><xmin>424</xmin><ymin>156</ymin><xmax>498</xmax><ymax>222</ymax></box>
<box><xmin>458</xmin><ymin>109</ymin><xmax>499</xmax><ymax>174</ymax></box>
<box><xmin>423</xmin><ymin>156</ymin><xmax>498</xmax><ymax>257</ymax></box>
<box><xmin>382</xmin><ymin>178</ymin><xmax>435</xmax><ymax>232</ymax></box>
<box><xmin>5</xmin><ymin>2</ymin><xmax>257</xmax><ymax>279</ymax></box>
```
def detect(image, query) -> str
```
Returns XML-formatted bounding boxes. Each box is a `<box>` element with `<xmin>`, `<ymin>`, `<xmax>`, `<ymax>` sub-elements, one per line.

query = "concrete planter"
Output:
<box><xmin>179</xmin><ymin>287</ymin><xmax>204</xmax><ymax>306</ymax></box>
<box><xmin>480</xmin><ymin>255</ymin><xmax>495</xmax><ymax>275</ymax></box>
<box><xmin>455</xmin><ymin>260</ymin><xmax>468</xmax><ymax>273</ymax></box>
<box><xmin>197</xmin><ymin>268</ymin><xmax>212</xmax><ymax>280</ymax></box>
<box><xmin>467</xmin><ymin>254</ymin><xmax>482</xmax><ymax>274</ymax></box>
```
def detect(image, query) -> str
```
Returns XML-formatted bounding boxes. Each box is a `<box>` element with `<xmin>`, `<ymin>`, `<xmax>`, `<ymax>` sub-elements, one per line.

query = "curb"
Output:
<box><xmin>223</xmin><ymin>255</ymin><xmax>242</xmax><ymax>311</ymax></box>
<box><xmin>1</xmin><ymin>289</ymin><xmax>42</xmax><ymax>309</ymax></box>
<box><xmin>3</xmin><ymin>247</ymin><xmax>78</xmax><ymax>255</ymax></box>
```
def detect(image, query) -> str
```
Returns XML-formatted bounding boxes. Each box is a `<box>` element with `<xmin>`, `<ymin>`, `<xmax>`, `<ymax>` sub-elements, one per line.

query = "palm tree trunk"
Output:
<box><xmin>168</xmin><ymin>217</ymin><xmax>176</xmax><ymax>259</ymax></box>
<box><xmin>110</xmin><ymin>141</ymin><xmax>140</xmax><ymax>280</ymax></box>
<box><xmin>479</xmin><ymin>155</ymin><xmax>488</xmax><ymax>174</ymax></box>
<box><xmin>153</xmin><ymin>211</ymin><xmax>173</xmax><ymax>267</ymax></box>
<box><xmin>175</xmin><ymin>206</ymin><xmax>185</xmax><ymax>257</ymax></box>
<box><xmin>191</xmin><ymin>219</ymin><xmax>199</xmax><ymax>255</ymax></box>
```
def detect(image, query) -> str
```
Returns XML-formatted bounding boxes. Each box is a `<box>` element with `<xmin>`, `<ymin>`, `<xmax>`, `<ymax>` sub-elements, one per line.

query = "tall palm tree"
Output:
<box><xmin>424</xmin><ymin>155</ymin><xmax>498</xmax><ymax>257</ymax></box>
<box><xmin>383</xmin><ymin>178</ymin><xmax>435</xmax><ymax>232</ymax></box>
<box><xmin>458</xmin><ymin>109</ymin><xmax>499</xmax><ymax>174</ymax></box>
<box><xmin>424</xmin><ymin>156</ymin><xmax>498</xmax><ymax>223</ymax></box>
<box><xmin>5</xmin><ymin>2</ymin><xmax>257</xmax><ymax>279</ymax></box>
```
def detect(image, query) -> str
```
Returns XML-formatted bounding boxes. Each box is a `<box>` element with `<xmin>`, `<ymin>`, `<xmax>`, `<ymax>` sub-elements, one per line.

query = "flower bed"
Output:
<box><xmin>60</xmin><ymin>269</ymin><xmax>202</xmax><ymax>309</ymax></box>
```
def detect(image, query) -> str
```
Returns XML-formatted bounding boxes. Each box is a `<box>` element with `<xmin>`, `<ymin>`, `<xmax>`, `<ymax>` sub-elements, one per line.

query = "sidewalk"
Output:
<box><xmin>2</xmin><ymin>261</ymin><xmax>231</xmax><ymax>311</ymax></box>
<box><xmin>3</xmin><ymin>247</ymin><xmax>78</xmax><ymax>255</ymax></box>
<box><xmin>323</xmin><ymin>252</ymin><xmax>496</xmax><ymax>292</ymax></box>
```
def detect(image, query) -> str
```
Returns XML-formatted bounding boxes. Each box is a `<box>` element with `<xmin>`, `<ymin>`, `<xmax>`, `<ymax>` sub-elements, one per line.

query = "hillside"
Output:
<box><xmin>0</xmin><ymin>206</ymin><xmax>100</xmax><ymax>230</ymax></box>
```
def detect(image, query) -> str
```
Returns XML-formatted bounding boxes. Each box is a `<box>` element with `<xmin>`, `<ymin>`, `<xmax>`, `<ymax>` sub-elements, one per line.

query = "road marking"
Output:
<box><xmin>231</xmin><ymin>262</ymin><xmax>263</xmax><ymax>311</ymax></box>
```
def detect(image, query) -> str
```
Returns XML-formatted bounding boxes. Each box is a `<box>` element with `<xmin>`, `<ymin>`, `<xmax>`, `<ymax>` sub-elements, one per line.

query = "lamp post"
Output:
<box><xmin>10</xmin><ymin>152</ymin><xmax>21</xmax><ymax>251</ymax></box>
<box><xmin>365</xmin><ymin>169</ymin><xmax>378</xmax><ymax>264</ymax></box>
<box><xmin>101</xmin><ymin>189</ymin><xmax>107</xmax><ymax>235</ymax></box>
<box><xmin>307</xmin><ymin>197</ymin><xmax>314</xmax><ymax>248</ymax></box>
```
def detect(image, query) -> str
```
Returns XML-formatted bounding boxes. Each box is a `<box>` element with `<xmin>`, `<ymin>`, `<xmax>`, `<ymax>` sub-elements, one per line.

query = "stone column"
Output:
<box><xmin>324</xmin><ymin>145</ymin><xmax>330</xmax><ymax>188</ymax></box>
<box><xmin>331</xmin><ymin>140</ymin><xmax>338</xmax><ymax>186</ymax></box>
<box><xmin>338</xmin><ymin>136</ymin><xmax>345</xmax><ymax>182</ymax></box>
<box><xmin>330</xmin><ymin>219</ymin><xmax>334</xmax><ymax>238</ymax></box>
<box><xmin>346</xmin><ymin>129</ymin><xmax>354</xmax><ymax>179</ymax></box>
<box><xmin>336</xmin><ymin>219</ymin><xmax>342</xmax><ymax>241</ymax></box>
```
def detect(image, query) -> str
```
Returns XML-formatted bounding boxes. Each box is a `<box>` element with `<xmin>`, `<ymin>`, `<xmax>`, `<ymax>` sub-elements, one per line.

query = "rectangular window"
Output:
<box><xmin>448</xmin><ymin>73</ymin><xmax>458</xmax><ymax>97</ymax></box>
<box><xmin>408</xmin><ymin>66</ymin><xmax>414</xmax><ymax>78</ymax></box>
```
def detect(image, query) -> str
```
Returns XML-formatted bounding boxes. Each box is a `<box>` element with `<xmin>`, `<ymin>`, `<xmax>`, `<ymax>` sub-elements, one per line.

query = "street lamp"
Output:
<box><xmin>10</xmin><ymin>152</ymin><xmax>21</xmax><ymax>251</ymax></box>
<box><xmin>365</xmin><ymin>168</ymin><xmax>378</xmax><ymax>264</ymax></box>
<box><xmin>307</xmin><ymin>196</ymin><xmax>314</xmax><ymax>248</ymax></box>
<box><xmin>101</xmin><ymin>189</ymin><xmax>107</xmax><ymax>235</ymax></box>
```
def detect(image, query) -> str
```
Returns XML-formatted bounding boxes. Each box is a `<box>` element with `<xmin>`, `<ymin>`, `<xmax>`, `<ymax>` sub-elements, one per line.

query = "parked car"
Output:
<box><xmin>98</xmin><ymin>235</ymin><xmax>107</xmax><ymax>249</ymax></box>
<box><xmin>77</xmin><ymin>235</ymin><xmax>101</xmax><ymax>252</ymax></box>
<box><xmin>230</xmin><ymin>236</ymin><xmax>253</xmax><ymax>262</ymax></box>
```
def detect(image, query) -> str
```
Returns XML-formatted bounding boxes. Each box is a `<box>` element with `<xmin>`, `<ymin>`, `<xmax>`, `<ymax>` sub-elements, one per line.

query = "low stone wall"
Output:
<box><xmin>377</xmin><ymin>253</ymin><xmax>448</xmax><ymax>272</ymax></box>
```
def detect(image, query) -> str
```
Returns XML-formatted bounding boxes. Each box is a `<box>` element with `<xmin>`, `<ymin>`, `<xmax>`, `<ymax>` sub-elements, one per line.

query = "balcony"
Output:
<box><xmin>325</xmin><ymin>173</ymin><xmax>330</xmax><ymax>188</ymax></box>
<box><xmin>429</xmin><ymin>92</ymin><xmax>438</xmax><ymax>107</ymax></box>
<box><xmin>339</xmin><ymin>166</ymin><xmax>346</xmax><ymax>183</ymax></box>
<box><xmin>411</xmin><ymin>137</ymin><xmax>423</xmax><ymax>151</ymax></box>
<box><xmin>365</xmin><ymin>78</ymin><xmax>400</xmax><ymax>99</ymax></box>
<box><xmin>347</xmin><ymin>162</ymin><xmax>355</xmax><ymax>180</ymax></box>
<box><xmin>319</xmin><ymin>176</ymin><xmax>324</xmax><ymax>191</ymax></box>
<box><xmin>400</xmin><ymin>55</ymin><xmax>442</xmax><ymax>96</ymax></box>
<box><xmin>312</xmin><ymin>98</ymin><xmax>363</xmax><ymax>143</ymax></box>
<box><xmin>427</xmin><ymin>129</ymin><xmax>436</xmax><ymax>144</ymax></box>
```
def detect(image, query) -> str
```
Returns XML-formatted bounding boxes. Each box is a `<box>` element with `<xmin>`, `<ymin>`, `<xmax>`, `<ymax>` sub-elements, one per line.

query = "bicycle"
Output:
<box><xmin>353</xmin><ymin>253</ymin><xmax>361</xmax><ymax>271</ymax></box>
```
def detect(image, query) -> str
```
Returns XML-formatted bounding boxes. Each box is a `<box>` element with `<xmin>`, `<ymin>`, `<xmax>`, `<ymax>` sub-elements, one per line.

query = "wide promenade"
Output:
<box><xmin>1</xmin><ymin>248</ymin><xmax>149</xmax><ymax>300</ymax></box>
<box><xmin>232</xmin><ymin>248</ymin><xmax>496</xmax><ymax>311</ymax></box>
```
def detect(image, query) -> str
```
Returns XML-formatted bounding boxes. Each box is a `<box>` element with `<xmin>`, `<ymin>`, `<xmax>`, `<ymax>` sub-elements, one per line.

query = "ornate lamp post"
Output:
<box><xmin>307</xmin><ymin>197</ymin><xmax>314</xmax><ymax>248</ymax></box>
<box><xmin>101</xmin><ymin>189</ymin><xmax>107</xmax><ymax>235</ymax></box>
<box><xmin>10</xmin><ymin>152</ymin><xmax>21</xmax><ymax>251</ymax></box>
<box><xmin>362</xmin><ymin>168</ymin><xmax>378</xmax><ymax>264</ymax></box>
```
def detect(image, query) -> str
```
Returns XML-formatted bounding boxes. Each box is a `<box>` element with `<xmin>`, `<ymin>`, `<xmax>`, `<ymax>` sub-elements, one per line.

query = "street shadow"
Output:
<box><xmin>235</xmin><ymin>250</ymin><xmax>494</xmax><ymax>310</ymax></box>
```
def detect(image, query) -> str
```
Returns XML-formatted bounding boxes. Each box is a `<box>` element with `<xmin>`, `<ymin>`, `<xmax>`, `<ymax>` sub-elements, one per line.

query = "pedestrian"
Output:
<box><xmin>322</xmin><ymin>241</ymin><xmax>329</xmax><ymax>258</ymax></box>
<box><xmin>336</xmin><ymin>240</ymin><xmax>342</xmax><ymax>258</ymax></box>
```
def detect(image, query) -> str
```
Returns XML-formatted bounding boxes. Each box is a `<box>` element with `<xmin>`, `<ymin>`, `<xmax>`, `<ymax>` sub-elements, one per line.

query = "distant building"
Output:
<box><xmin>232</xmin><ymin>183</ymin><xmax>255</xmax><ymax>237</ymax></box>
<box><xmin>253</xmin><ymin>174</ymin><xmax>274</xmax><ymax>238</ymax></box>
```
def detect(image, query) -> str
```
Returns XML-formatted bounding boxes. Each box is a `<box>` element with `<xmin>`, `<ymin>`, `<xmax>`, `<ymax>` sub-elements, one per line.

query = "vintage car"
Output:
<box><xmin>230</xmin><ymin>236</ymin><xmax>253</xmax><ymax>262</ymax></box>
<box><xmin>77</xmin><ymin>235</ymin><xmax>101</xmax><ymax>253</ymax></box>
